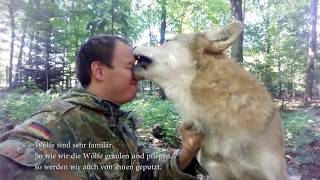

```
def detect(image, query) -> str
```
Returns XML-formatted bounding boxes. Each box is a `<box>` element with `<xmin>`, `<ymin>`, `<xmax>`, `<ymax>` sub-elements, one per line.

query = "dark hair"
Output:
<box><xmin>76</xmin><ymin>35</ymin><xmax>129</xmax><ymax>88</ymax></box>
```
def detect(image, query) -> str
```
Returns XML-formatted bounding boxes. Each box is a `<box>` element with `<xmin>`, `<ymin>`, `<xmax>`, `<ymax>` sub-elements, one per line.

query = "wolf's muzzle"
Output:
<box><xmin>134</xmin><ymin>55</ymin><xmax>153</xmax><ymax>70</ymax></box>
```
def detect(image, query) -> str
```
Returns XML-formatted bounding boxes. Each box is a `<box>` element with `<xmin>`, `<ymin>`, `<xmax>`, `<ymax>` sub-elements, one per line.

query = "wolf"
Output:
<box><xmin>133</xmin><ymin>21</ymin><xmax>288</xmax><ymax>180</ymax></box>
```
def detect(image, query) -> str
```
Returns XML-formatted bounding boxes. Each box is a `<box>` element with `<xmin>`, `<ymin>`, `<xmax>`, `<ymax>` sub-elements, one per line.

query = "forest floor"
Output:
<box><xmin>276</xmin><ymin>98</ymin><xmax>320</xmax><ymax>180</ymax></box>
<box><xmin>0</xmin><ymin>91</ymin><xmax>319</xmax><ymax>179</ymax></box>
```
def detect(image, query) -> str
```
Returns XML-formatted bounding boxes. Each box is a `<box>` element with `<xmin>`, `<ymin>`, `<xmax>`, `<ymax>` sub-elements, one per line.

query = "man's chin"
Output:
<box><xmin>127</xmin><ymin>88</ymin><xmax>138</xmax><ymax>101</ymax></box>
<box><xmin>129</xmin><ymin>84</ymin><xmax>138</xmax><ymax>91</ymax></box>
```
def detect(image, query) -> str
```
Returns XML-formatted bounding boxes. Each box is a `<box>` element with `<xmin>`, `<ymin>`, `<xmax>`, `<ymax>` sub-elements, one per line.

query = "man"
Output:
<box><xmin>0</xmin><ymin>35</ymin><xmax>203</xmax><ymax>179</ymax></box>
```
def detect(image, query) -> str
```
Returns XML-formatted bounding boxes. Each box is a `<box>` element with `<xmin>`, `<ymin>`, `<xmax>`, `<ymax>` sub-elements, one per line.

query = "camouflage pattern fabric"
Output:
<box><xmin>0</xmin><ymin>89</ymin><xmax>199</xmax><ymax>180</ymax></box>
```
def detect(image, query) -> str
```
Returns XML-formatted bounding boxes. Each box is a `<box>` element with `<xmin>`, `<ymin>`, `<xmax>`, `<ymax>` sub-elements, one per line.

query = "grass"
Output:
<box><xmin>281</xmin><ymin>108</ymin><xmax>320</xmax><ymax>164</ymax></box>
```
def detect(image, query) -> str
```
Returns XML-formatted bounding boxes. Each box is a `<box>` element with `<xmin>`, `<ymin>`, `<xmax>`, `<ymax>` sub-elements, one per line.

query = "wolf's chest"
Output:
<box><xmin>202</xmin><ymin>130</ymin><xmax>253</xmax><ymax>157</ymax></box>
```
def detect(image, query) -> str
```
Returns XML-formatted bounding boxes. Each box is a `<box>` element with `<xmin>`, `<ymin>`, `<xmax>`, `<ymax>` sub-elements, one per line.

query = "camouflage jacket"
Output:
<box><xmin>0</xmin><ymin>89</ymin><xmax>199</xmax><ymax>180</ymax></box>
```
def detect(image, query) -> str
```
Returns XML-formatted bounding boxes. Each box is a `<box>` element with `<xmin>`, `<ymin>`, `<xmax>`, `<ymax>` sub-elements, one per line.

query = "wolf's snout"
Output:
<box><xmin>132</xmin><ymin>66</ymin><xmax>144</xmax><ymax>80</ymax></box>
<box><xmin>134</xmin><ymin>55</ymin><xmax>153</xmax><ymax>69</ymax></box>
<box><xmin>133</xmin><ymin>55</ymin><xmax>153</xmax><ymax>80</ymax></box>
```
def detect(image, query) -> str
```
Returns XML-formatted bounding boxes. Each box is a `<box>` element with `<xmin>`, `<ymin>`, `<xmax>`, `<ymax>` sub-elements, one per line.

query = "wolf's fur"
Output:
<box><xmin>133</xmin><ymin>21</ymin><xmax>288</xmax><ymax>180</ymax></box>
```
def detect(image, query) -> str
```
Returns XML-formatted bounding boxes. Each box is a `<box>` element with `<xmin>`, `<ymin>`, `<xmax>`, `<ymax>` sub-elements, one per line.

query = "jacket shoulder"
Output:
<box><xmin>0</xmin><ymin>138</ymin><xmax>84</xmax><ymax>179</ymax></box>
<box><xmin>14</xmin><ymin>99</ymin><xmax>80</xmax><ymax>142</ymax></box>
<box><xmin>0</xmin><ymin>138</ymin><xmax>44</xmax><ymax>167</ymax></box>
<box><xmin>33</xmin><ymin>99</ymin><xmax>77</xmax><ymax>117</ymax></box>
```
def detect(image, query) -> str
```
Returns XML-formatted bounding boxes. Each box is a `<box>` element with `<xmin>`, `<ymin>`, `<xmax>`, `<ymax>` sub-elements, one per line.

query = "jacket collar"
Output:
<box><xmin>61</xmin><ymin>89</ymin><xmax>124</xmax><ymax>116</ymax></box>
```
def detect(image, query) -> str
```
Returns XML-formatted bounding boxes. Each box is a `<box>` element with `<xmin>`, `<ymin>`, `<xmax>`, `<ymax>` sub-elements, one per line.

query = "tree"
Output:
<box><xmin>158</xmin><ymin>0</ymin><xmax>167</xmax><ymax>99</ymax></box>
<box><xmin>13</xmin><ymin>24</ymin><xmax>27</xmax><ymax>87</ymax></box>
<box><xmin>243</xmin><ymin>0</ymin><xmax>309</xmax><ymax>97</ymax></box>
<box><xmin>6</xmin><ymin>0</ymin><xmax>19</xmax><ymax>88</ymax></box>
<box><xmin>230</xmin><ymin>0</ymin><xmax>244</xmax><ymax>63</ymax></box>
<box><xmin>305</xmin><ymin>0</ymin><xmax>318</xmax><ymax>104</ymax></box>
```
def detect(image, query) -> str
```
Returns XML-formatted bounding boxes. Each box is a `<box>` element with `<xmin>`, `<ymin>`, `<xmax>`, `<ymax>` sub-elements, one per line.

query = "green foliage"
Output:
<box><xmin>244</xmin><ymin>0</ymin><xmax>309</xmax><ymax>97</ymax></box>
<box><xmin>13</xmin><ymin>81</ymin><xmax>43</xmax><ymax>94</ymax></box>
<box><xmin>122</xmin><ymin>96</ymin><xmax>181</xmax><ymax>145</ymax></box>
<box><xmin>281</xmin><ymin>108</ymin><xmax>320</xmax><ymax>157</ymax></box>
<box><xmin>2</xmin><ymin>0</ymin><xmax>312</xmax><ymax>97</ymax></box>
<box><xmin>0</xmin><ymin>92</ymin><xmax>58</xmax><ymax>122</ymax></box>
<box><xmin>243</xmin><ymin>58</ymin><xmax>278</xmax><ymax>96</ymax></box>
<box><xmin>190</xmin><ymin>0</ymin><xmax>230</xmax><ymax>30</ymax></box>
<box><xmin>165</xmin><ymin>0</ymin><xmax>230</xmax><ymax>32</ymax></box>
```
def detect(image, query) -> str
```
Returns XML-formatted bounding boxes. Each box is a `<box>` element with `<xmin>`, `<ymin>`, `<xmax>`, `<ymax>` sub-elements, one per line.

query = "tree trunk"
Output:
<box><xmin>147</xmin><ymin>4</ymin><xmax>155</xmax><ymax>46</ymax></box>
<box><xmin>62</xmin><ymin>46</ymin><xmax>66</xmax><ymax>90</ymax></box>
<box><xmin>45</xmin><ymin>29</ymin><xmax>52</xmax><ymax>91</ymax></box>
<box><xmin>158</xmin><ymin>0</ymin><xmax>167</xmax><ymax>99</ymax></box>
<box><xmin>45</xmin><ymin>33</ymin><xmax>50</xmax><ymax>91</ymax></box>
<box><xmin>305</xmin><ymin>0</ymin><xmax>318</xmax><ymax>105</ymax></box>
<box><xmin>265</xmin><ymin>6</ymin><xmax>272</xmax><ymax>55</ymax></box>
<box><xmin>45</xmin><ymin>41</ymin><xmax>50</xmax><ymax>91</ymax></box>
<box><xmin>14</xmin><ymin>25</ymin><xmax>27</xmax><ymax>87</ymax></box>
<box><xmin>66</xmin><ymin>66</ymin><xmax>69</xmax><ymax>90</ymax></box>
<box><xmin>278</xmin><ymin>59</ymin><xmax>282</xmax><ymax>97</ymax></box>
<box><xmin>69</xmin><ymin>65</ymin><xmax>72</xmax><ymax>89</ymax></box>
<box><xmin>8</xmin><ymin>3</ymin><xmax>15</xmax><ymax>89</ymax></box>
<box><xmin>111</xmin><ymin>0</ymin><xmax>115</xmax><ymax>35</ymax></box>
<box><xmin>159</xmin><ymin>2</ymin><xmax>166</xmax><ymax>45</ymax></box>
<box><xmin>6</xmin><ymin>66</ymin><xmax>9</xmax><ymax>87</ymax></box>
<box><xmin>143</xmin><ymin>4</ymin><xmax>155</xmax><ymax>96</ymax></box>
<box><xmin>230</xmin><ymin>0</ymin><xmax>244</xmax><ymax>63</ymax></box>
<box><xmin>26</xmin><ymin>30</ymin><xmax>35</xmax><ymax>83</ymax></box>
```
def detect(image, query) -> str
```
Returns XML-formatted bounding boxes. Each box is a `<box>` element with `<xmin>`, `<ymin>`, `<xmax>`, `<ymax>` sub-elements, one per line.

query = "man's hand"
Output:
<box><xmin>178</xmin><ymin>123</ymin><xmax>203</xmax><ymax>170</ymax></box>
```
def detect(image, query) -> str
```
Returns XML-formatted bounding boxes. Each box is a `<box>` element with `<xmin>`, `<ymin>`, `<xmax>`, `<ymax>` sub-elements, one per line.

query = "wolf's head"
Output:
<box><xmin>133</xmin><ymin>21</ymin><xmax>243</xmax><ymax>95</ymax></box>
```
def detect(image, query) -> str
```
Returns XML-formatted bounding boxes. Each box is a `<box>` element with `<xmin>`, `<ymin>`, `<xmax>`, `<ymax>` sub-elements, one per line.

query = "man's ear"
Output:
<box><xmin>90</xmin><ymin>61</ymin><xmax>105</xmax><ymax>81</ymax></box>
<box><xmin>204</xmin><ymin>21</ymin><xmax>243</xmax><ymax>53</ymax></box>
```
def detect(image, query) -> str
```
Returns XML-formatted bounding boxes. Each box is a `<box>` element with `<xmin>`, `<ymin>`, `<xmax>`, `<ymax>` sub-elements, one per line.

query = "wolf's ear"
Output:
<box><xmin>205</xmin><ymin>21</ymin><xmax>243</xmax><ymax>53</ymax></box>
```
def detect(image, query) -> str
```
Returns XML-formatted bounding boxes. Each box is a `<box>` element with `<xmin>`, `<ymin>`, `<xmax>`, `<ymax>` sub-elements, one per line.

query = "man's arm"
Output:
<box><xmin>140</xmin><ymin>123</ymin><xmax>203</xmax><ymax>180</ymax></box>
<box><xmin>177</xmin><ymin>123</ymin><xmax>203</xmax><ymax>170</ymax></box>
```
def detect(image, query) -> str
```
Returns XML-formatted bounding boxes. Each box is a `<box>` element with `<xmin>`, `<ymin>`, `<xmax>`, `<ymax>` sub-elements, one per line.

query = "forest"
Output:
<box><xmin>0</xmin><ymin>0</ymin><xmax>319</xmax><ymax>179</ymax></box>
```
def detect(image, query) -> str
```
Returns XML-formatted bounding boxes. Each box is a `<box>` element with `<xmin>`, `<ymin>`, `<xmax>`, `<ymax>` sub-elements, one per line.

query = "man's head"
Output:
<box><xmin>76</xmin><ymin>35</ymin><xmax>138</xmax><ymax>104</ymax></box>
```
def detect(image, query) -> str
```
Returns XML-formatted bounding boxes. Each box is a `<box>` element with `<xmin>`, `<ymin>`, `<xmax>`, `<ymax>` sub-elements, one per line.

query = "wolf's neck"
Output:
<box><xmin>165</xmin><ymin>84</ymin><xmax>192</xmax><ymax>106</ymax></box>
<box><xmin>162</xmin><ymin>74</ymin><xmax>198</xmax><ymax>122</ymax></box>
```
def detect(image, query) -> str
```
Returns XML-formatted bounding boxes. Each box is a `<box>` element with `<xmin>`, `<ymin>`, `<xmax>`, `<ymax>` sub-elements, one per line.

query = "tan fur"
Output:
<box><xmin>133</xmin><ymin>21</ymin><xmax>288</xmax><ymax>180</ymax></box>
<box><xmin>191</xmin><ymin>37</ymin><xmax>287</xmax><ymax>180</ymax></box>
